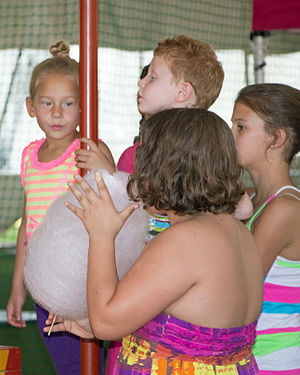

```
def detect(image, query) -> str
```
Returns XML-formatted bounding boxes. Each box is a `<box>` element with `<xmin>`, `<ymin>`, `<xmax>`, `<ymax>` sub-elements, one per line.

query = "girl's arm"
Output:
<box><xmin>75</xmin><ymin>138</ymin><xmax>116</xmax><ymax>173</ymax></box>
<box><xmin>58</xmin><ymin>172</ymin><xmax>197</xmax><ymax>340</ymax></box>
<box><xmin>251</xmin><ymin>196</ymin><xmax>297</xmax><ymax>276</ymax></box>
<box><xmin>6</xmin><ymin>194</ymin><xmax>28</xmax><ymax>327</ymax></box>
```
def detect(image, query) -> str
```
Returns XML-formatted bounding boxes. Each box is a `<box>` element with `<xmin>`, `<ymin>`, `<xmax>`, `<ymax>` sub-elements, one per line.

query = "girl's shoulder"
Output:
<box><xmin>251</xmin><ymin>186</ymin><xmax>300</xmax><ymax>228</ymax></box>
<box><xmin>269</xmin><ymin>187</ymin><xmax>300</xmax><ymax>214</ymax></box>
<box><xmin>22</xmin><ymin>138</ymin><xmax>45</xmax><ymax>156</ymax></box>
<box><xmin>21</xmin><ymin>139</ymin><xmax>45</xmax><ymax>185</ymax></box>
<box><xmin>157</xmin><ymin>214</ymin><xmax>235</xmax><ymax>252</ymax></box>
<box><xmin>252</xmin><ymin>189</ymin><xmax>300</xmax><ymax>243</ymax></box>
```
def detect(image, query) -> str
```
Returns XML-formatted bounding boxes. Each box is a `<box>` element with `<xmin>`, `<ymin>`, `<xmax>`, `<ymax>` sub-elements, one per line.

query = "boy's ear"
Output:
<box><xmin>26</xmin><ymin>97</ymin><xmax>36</xmax><ymax>118</ymax></box>
<box><xmin>176</xmin><ymin>82</ymin><xmax>195</xmax><ymax>104</ymax></box>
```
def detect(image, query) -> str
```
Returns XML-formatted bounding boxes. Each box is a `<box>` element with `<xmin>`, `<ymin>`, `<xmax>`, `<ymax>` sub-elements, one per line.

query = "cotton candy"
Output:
<box><xmin>24</xmin><ymin>169</ymin><xmax>149</xmax><ymax>321</ymax></box>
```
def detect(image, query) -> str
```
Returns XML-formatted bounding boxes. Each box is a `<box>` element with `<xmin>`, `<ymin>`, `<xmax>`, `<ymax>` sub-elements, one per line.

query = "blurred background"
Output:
<box><xmin>0</xmin><ymin>1</ymin><xmax>299</xmax><ymax>373</ymax></box>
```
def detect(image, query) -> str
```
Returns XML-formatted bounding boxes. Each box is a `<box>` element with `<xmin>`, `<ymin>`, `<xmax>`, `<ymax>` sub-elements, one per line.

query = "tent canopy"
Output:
<box><xmin>0</xmin><ymin>0</ymin><xmax>299</xmax><ymax>53</ymax></box>
<box><xmin>252</xmin><ymin>0</ymin><xmax>300</xmax><ymax>31</ymax></box>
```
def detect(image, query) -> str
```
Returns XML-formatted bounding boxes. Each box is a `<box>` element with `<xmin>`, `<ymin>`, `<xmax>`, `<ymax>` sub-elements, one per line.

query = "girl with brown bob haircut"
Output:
<box><xmin>45</xmin><ymin>107</ymin><xmax>263</xmax><ymax>374</ymax></box>
<box><xmin>128</xmin><ymin>107</ymin><xmax>245</xmax><ymax>215</ymax></box>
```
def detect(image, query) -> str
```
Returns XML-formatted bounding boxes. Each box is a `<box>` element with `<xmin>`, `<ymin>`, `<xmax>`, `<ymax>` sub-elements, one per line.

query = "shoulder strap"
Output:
<box><xmin>246</xmin><ymin>192</ymin><xmax>277</xmax><ymax>231</ymax></box>
<box><xmin>247</xmin><ymin>185</ymin><xmax>300</xmax><ymax>231</ymax></box>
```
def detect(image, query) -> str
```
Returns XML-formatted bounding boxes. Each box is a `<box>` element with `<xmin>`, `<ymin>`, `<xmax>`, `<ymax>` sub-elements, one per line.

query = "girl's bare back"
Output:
<box><xmin>158</xmin><ymin>212</ymin><xmax>264</xmax><ymax>329</ymax></box>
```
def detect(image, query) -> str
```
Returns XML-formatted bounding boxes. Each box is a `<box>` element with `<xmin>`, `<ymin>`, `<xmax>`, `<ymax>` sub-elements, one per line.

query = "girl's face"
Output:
<box><xmin>231</xmin><ymin>102</ymin><xmax>272</xmax><ymax>169</ymax></box>
<box><xmin>26</xmin><ymin>73</ymin><xmax>79</xmax><ymax>142</ymax></box>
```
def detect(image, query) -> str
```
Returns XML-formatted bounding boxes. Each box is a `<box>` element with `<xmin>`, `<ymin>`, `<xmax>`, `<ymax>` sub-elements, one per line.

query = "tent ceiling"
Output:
<box><xmin>0</xmin><ymin>1</ymin><xmax>299</xmax><ymax>53</ymax></box>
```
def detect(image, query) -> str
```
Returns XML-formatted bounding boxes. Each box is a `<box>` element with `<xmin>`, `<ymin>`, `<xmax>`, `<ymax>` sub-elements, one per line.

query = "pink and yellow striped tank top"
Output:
<box><xmin>21</xmin><ymin>138</ymin><xmax>79</xmax><ymax>238</ymax></box>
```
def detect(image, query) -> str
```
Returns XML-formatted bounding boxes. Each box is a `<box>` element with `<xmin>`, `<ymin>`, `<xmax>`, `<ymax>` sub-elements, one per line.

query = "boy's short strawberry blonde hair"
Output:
<box><xmin>154</xmin><ymin>35</ymin><xmax>224</xmax><ymax>109</ymax></box>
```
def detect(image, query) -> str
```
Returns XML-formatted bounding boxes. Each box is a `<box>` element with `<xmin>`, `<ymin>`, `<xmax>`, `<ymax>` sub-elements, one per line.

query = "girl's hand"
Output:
<box><xmin>66</xmin><ymin>171</ymin><xmax>138</xmax><ymax>240</ymax></box>
<box><xmin>44</xmin><ymin>313</ymin><xmax>94</xmax><ymax>339</ymax></box>
<box><xmin>6</xmin><ymin>285</ymin><xmax>27</xmax><ymax>328</ymax></box>
<box><xmin>75</xmin><ymin>138</ymin><xmax>115</xmax><ymax>173</ymax></box>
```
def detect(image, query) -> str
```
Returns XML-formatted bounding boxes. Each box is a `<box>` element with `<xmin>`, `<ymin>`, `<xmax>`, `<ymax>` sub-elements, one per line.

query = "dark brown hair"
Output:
<box><xmin>127</xmin><ymin>108</ymin><xmax>244</xmax><ymax>215</ymax></box>
<box><xmin>154</xmin><ymin>35</ymin><xmax>224</xmax><ymax>109</ymax></box>
<box><xmin>235</xmin><ymin>83</ymin><xmax>300</xmax><ymax>164</ymax></box>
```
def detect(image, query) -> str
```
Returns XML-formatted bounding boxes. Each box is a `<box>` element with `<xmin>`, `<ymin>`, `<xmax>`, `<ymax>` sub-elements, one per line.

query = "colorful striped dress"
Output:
<box><xmin>115</xmin><ymin>313</ymin><xmax>259</xmax><ymax>374</ymax></box>
<box><xmin>21</xmin><ymin>137</ymin><xmax>79</xmax><ymax>238</ymax></box>
<box><xmin>247</xmin><ymin>186</ymin><xmax>300</xmax><ymax>374</ymax></box>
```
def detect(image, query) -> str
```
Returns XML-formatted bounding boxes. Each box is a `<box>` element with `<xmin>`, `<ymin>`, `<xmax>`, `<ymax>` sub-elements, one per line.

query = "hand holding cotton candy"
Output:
<box><xmin>24</xmin><ymin>169</ymin><xmax>150</xmax><ymax>323</ymax></box>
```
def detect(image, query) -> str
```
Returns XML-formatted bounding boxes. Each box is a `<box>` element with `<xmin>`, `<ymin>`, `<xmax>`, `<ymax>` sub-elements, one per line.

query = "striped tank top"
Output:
<box><xmin>247</xmin><ymin>185</ymin><xmax>300</xmax><ymax>374</ymax></box>
<box><xmin>21</xmin><ymin>138</ymin><xmax>79</xmax><ymax>238</ymax></box>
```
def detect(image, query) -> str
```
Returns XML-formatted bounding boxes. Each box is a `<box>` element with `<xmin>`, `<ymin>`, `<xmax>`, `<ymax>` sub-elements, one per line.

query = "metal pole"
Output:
<box><xmin>250</xmin><ymin>31</ymin><xmax>270</xmax><ymax>84</ymax></box>
<box><xmin>79</xmin><ymin>0</ymin><xmax>101</xmax><ymax>374</ymax></box>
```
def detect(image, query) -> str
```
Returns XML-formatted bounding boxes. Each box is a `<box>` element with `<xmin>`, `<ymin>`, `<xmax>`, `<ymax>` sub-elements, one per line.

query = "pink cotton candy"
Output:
<box><xmin>24</xmin><ymin>169</ymin><xmax>149</xmax><ymax>321</ymax></box>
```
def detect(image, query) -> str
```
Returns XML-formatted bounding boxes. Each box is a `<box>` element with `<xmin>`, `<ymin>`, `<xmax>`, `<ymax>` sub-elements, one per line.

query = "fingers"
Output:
<box><xmin>80</xmin><ymin>138</ymin><xmax>99</xmax><ymax>151</ymax></box>
<box><xmin>43</xmin><ymin>321</ymin><xmax>65</xmax><ymax>334</ymax></box>
<box><xmin>94</xmin><ymin>171</ymin><xmax>114</xmax><ymax>204</ymax></box>
<box><xmin>45</xmin><ymin>315</ymin><xmax>63</xmax><ymax>326</ymax></box>
<box><xmin>47</xmin><ymin>312</ymin><xmax>56</xmax><ymax>321</ymax></box>
<box><xmin>121</xmin><ymin>203</ymin><xmax>139</xmax><ymax>222</ymax></box>
<box><xmin>7</xmin><ymin>310</ymin><xmax>26</xmax><ymax>328</ymax></box>
<box><xmin>75</xmin><ymin>140</ymin><xmax>116</xmax><ymax>173</ymax></box>
<box><xmin>9</xmin><ymin>319</ymin><xmax>26</xmax><ymax>328</ymax></box>
<box><xmin>68</xmin><ymin>176</ymin><xmax>98</xmax><ymax>207</ymax></box>
<box><xmin>65</xmin><ymin>201</ymin><xmax>84</xmax><ymax>220</ymax></box>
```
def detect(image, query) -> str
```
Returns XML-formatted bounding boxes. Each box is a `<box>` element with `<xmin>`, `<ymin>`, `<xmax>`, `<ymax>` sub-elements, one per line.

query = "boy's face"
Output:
<box><xmin>137</xmin><ymin>56</ymin><xmax>182</xmax><ymax>117</ymax></box>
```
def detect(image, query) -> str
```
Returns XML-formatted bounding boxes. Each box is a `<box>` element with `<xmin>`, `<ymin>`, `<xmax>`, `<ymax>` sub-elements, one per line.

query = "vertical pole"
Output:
<box><xmin>80</xmin><ymin>0</ymin><xmax>98</xmax><ymax>173</ymax></box>
<box><xmin>250</xmin><ymin>31</ymin><xmax>270</xmax><ymax>84</ymax></box>
<box><xmin>79</xmin><ymin>0</ymin><xmax>101</xmax><ymax>374</ymax></box>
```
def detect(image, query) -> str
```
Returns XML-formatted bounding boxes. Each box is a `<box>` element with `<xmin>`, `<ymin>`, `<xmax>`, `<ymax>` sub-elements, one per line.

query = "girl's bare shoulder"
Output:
<box><xmin>156</xmin><ymin>213</ymin><xmax>243</xmax><ymax>254</ymax></box>
<box><xmin>262</xmin><ymin>191</ymin><xmax>300</xmax><ymax>224</ymax></box>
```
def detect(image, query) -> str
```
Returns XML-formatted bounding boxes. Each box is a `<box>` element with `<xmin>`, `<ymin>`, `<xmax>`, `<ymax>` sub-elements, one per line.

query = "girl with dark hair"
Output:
<box><xmin>232</xmin><ymin>83</ymin><xmax>300</xmax><ymax>373</ymax></box>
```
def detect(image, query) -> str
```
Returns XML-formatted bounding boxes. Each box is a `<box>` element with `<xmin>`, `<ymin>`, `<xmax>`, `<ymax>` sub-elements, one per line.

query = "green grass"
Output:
<box><xmin>1</xmin><ymin>251</ymin><xmax>55</xmax><ymax>374</ymax></box>
<box><xmin>1</xmin><ymin>251</ymin><xmax>108</xmax><ymax>374</ymax></box>
<box><xmin>0</xmin><ymin>219</ymin><xmax>20</xmax><ymax>247</ymax></box>
<box><xmin>0</xmin><ymin>323</ymin><xmax>56</xmax><ymax>375</ymax></box>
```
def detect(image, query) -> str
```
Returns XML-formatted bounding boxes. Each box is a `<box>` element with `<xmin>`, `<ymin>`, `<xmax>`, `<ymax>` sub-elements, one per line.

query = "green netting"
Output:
<box><xmin>0</xmin><ymin>2</ymin><xmax>299</xmax><ymax>242</ymax></box>
<box><xmin>1</xmin><ymin>0</ymin><xmax>300</xmax><ymax>53</ymax></box>
<box><xmin>0</xmin><ymin>1</ymin><xmax>299</xmax><ymax>244</ymax></box>
<box><xmin>0</xmin><ymin>2</ymin><xmax>300</xmax><ymax>373</ymax></box>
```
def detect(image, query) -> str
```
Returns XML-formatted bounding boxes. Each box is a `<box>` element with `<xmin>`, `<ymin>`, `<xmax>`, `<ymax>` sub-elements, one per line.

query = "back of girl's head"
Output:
<box><xmin>154</xmin><ymin>35</ymin><xmax>224</xmax><ymax>109</ymax></box>
<box><xmin>29</xmin><ymin>41</ymin><xmax>79</xmax><ymax>99</ymax></box>
<box><xmin>235</xmin><ymin>83</ymin><xmax>300</xmax><ymax>164</ymax></box>
<box><xmin>127</xmin><ymin>108</ymin><xmax>244</xmax><ymax>215</ymax></box>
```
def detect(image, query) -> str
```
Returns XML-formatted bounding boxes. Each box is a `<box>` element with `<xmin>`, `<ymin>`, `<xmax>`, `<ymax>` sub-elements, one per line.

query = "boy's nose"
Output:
<box><xmin>138</xmin><ymin>77</ymin><xmax>145</xmax><ymax>88</ymax></box>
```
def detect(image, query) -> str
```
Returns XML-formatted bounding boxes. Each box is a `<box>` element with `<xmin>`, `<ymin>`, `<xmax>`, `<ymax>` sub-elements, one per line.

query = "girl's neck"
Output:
<box><xmin>247</xmin><ymin>162</ymin><xmax>294</xmax><ymax>206</ymax></box>
<box><xmin>39</xmin><ymin>132</ymin><xmax>79</xmax><ymax>163</ymax></box>
<box><xmin>167</xmin><ymin>211</ymin><xmax>192</xmax><ymax>225</ymax></box>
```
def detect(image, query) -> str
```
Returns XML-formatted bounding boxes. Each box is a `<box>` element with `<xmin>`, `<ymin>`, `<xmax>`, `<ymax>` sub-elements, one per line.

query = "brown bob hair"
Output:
<box><xmin>127</xmin><ymin>108</ymin><xmax>244</xmax><ymax>215</ymax></box>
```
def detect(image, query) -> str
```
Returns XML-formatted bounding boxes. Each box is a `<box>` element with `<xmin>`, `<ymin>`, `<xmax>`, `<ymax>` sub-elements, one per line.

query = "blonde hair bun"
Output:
<box><xmin>49</xmin><ymin>41</ymin><xmax>70</xmax><ymax>58</ymax></box>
